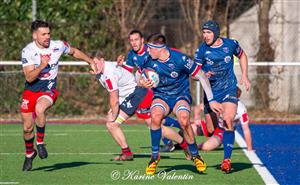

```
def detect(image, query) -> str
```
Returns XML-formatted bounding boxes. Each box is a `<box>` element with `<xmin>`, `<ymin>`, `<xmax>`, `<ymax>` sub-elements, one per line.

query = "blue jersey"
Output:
<box><xmin>123</xmin><ymin>44</ymin><xmax>149</xmax><ymax>73</ymax></box>
<box><xmin>194</xmin><ymin>38</ymin><xmax>243</xmax><ymax>95</ymax></box>
<box><xmin>142</xmin><ymin>48</ymin><xmax>201</xmax><ymax>97</ymax></box>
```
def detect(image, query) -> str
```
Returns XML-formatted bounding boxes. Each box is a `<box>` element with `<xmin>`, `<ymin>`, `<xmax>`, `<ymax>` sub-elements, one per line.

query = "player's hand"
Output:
<box><xmin>205</xmin><ymin>71</ymin><xmax>215</xmax><ymax>78</ymax></box>
<box><xmin>89</xmin><ymin>62</ymin><xmax>98</xmax><ymax>74</ymax></box>
<box><xmin>40</xmin><ymin>54</ymin><xmax>51</xmax><ymax>68</ymax></box>
<box><xmin>139</xmin><ymin>76</ymin><xmax>154</xmax><ymax>88</ymax></box>
<box><xmin>239</xmin><ymin>75</ymin><xmax>251</xmax><ymax>92</ymax></box>
<box><xmin>117</xmin><ymin>55</ymin><xmax>125</xmax><ymax>66</ymax></box>
<box><xmin>209</xmin><ymin>101</ymin><xmax>223</xmax><ymax>114</ymax></box>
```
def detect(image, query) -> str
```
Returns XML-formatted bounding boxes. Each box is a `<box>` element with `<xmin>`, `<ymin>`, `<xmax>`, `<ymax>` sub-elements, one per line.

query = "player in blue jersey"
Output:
<box><xmin>139</xmin><ymin>33</ymin><xmax>223</xmax><ymax>175</ymax></box>
<box><xmin>20</xmin><ymin>20</ymin><xmax>97</xmax><ymax>171</ymax></box>
<box><xmin>194</xmin><ymin>20</ymin><xmax>251</xmax><ymax>173</ymax></box>
<box><xmin>117</xmin><ymin>30</ymin><xmax>189</xmax><ymax>154</ymax></box>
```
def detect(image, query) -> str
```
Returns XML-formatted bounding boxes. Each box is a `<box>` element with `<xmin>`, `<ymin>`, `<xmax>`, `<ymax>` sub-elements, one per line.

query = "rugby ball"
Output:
<box><xmin>141</xmin><ymin>69</ymin><xmax>160</xmax><ymax>88</ymax></box>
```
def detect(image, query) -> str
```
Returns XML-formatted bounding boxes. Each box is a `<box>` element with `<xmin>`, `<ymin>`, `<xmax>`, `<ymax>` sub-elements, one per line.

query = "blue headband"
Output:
<box><xmin>147</xmin><ymin>43</ymin><xmax>166</xmax><ymax>49</ymax></box>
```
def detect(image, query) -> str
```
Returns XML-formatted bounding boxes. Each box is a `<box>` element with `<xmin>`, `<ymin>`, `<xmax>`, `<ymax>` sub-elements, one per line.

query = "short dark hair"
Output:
<box><xmin>146</xmin><ymin>33</ymin><xmax>166</xmax><ymax>45</ymax></box>
<box><xmin>91</xmin><ymin>50</ymin><xmax>104</xmax><ymax>59</ymax></box>
<box><xmin>128</xmin><ymin>29</ymin><xmax>143</xmax><ymax>38</ymax></box>
<box><xmin>31</xmin><ymin>20</ymin><xmax>51</xmax><ymax>32</ymax></box>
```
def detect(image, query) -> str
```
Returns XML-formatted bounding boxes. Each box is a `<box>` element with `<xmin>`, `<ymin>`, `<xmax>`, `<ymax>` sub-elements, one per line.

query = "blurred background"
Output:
<box><xmin>0</xmin><ymin>0</ymin><xmax>299</xmax><ymax>122</ymax></box>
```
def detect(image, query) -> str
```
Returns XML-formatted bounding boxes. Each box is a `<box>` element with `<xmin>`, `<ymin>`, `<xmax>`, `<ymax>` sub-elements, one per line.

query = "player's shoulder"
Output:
<box><xmin>222</xmin><ymin>37</ymin><xmax>239</xmax><ymax>46</ymax></box>
<box><xmin>22</xmin><ymin>42</ymin><xmax>35</xmax><ymax>52</ymax></box>
<box><xmin>50</xmin><ymin>40</ymin><xmax>68</xmax><ymax>48</ymax></box>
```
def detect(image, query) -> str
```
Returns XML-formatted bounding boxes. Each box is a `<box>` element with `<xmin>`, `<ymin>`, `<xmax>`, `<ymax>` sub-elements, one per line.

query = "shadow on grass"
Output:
<box><xmin>133</xmin><ymin>154</ymin><xmax>186</xmax><ymax>160</ymax></box>
<box><xmin>32</xmin><ymin>161</ymin><xmax>111</xmax><ymax>171</ymax></box>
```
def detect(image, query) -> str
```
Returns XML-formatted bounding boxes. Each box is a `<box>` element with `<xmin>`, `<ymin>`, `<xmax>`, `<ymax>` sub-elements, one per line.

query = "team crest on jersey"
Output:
<box><xmin>133</xmin><ymin>56</ymin><xmax>137</xmax><ymax>61</ymax></box>
<box><xmin>223</xmin><ymin>47</ymin><xmax>229</xmax><ymax>53</ymax></box>
<box><xmin>170</xmin><ymin>71</ymin><xmax>178</xmax><ymax>78</ymax></box>
<box><xmin>182</xmin><ymin>56</ymin><xmax>186</xmax><ymax>60</ymax></box>
<box><xmin>224</xmin><ymin>56</ymin><xmax>231</xmax><ymax>63</ymax></box>
<box><xmin>168</xmin><ymin>63</ymin><xmax>175</xmax><ymax>69</ymax></box>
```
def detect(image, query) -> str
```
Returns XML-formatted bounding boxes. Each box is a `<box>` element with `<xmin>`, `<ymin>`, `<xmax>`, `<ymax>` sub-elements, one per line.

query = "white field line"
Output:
<box><xmin>235</xmin><ymin>131</ymin><xmax>279</xmax><ymax>185</ymax></box>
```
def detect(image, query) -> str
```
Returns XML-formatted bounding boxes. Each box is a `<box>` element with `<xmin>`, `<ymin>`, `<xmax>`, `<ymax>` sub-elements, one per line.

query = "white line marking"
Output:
<box><xmin>235</xmin><ymin>130</ymin><xmax>279</xmax><ymax>185</ymax></box>
<box><xmin>0</xmin><ymin>182</ymin><xmax>19</xmax><ymax>185</ymax></box>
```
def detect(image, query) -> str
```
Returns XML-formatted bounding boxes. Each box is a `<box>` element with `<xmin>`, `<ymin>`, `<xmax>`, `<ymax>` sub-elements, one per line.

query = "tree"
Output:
<box><xmin>109</xmin><ymin>0</ymin><xmax>158</xmax><ymax>51</ymax></box>
<box><xmin>255</xmin><ymin>0</ymin><xmax>275</xmax><ymax>109</ymax></box>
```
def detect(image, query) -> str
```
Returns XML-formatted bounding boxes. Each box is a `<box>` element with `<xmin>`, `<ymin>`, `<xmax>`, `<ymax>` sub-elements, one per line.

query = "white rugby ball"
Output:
<box><xmin>141</xmin><ymin>69</ymin><xmax>160</xmax><ymax>88</ymax></box>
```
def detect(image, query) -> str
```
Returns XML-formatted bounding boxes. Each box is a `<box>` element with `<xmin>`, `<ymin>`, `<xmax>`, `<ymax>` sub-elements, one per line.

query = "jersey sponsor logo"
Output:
<box><xmin>205</xmin><ymin>57</ymin><xmax>214</xmax><ymax>65</ymax></box>
<box><xmin>205</xmin><ymin>50</ymin><xmax>212</xmax><ymax>55</ymax></box>
<box><xmin>136</xmin><ymin>108</ymin><xmax>150</xmax><ymax>114</ymax></box>
<box><xmin>170</xmin><ymin>71</ymin><xmax>178</xmax><ymax>78</ymax></box>
<box><xmin>21</xmin><ymin>99</ymin><xmax>29</xmax><ymax>110</ymax></box>
<box><xmin>53</xmin><ymin>47</ymin><xmax>59</xmax><ymax>52</ymax></box>
<box><xmin>22</xmin><ymin>58</ymin><xmax>28</xmax><ymax>64</ymax></box>
<box><xmin>224</xmin><ymin>56</ymin><xmax>231</xmax><ymax>63</ymax></box>
<box><xmin>184</xmin><ymin>58</ymin><xmax>194</xmax><ymax>69</ymax></box>
<box><xmin>47</xmin><ymin>81</ymin><xmax>55</xmax><ymax>90</ymax></box>
<box><xmin>223</xmin><ymin>47</ymin><xmax>229</xmax><ymax>53</ymax></box>
<box><xmin>168</xmin><ymin>63</ymin><xmax>175</xmax><ymax>69</ymax></box>
<box><xmin>236</xmin><ymin>46</ymin><xmax>241</xmax><ymax>54</ymax></box>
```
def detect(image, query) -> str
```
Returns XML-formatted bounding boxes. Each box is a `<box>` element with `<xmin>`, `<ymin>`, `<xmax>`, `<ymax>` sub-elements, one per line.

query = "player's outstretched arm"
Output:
<box><xmin>192</xmin><ymin>69</ymin><xmax>223</xmax><ymax>114</ymax></box>
<box><xmin>69</xmin><ymin>47</ymin><xmax>97</xmax><ymax>74</ymax></box>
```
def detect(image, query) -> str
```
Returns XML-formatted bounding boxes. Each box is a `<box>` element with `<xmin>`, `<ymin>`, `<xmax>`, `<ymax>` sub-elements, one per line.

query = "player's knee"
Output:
<box><xmin>106</xmin><ymin>121</ymin><xmax>119</xmax><ymax>131</ymax></box>
<box><xmin>223</xmin><ymin>117</ymin><xmax>234</xmax><ymax>130</ymax></box>
<box><xmin>151</xmin><ymin>113</ymin><xmax>164</xmax><ymax>126</ymax></box>
<box><xmin>35</xmin><ymin>107</ymin><xmax>46</xmax><ymax>117</ymax></box>
<box><xmin>23</xmin><ymin>126</ymin><xmax>34</xmax><ymax>137</ymax></box>
<box><xmin>177</xmin><ymin>113</ymin><xmax>189</xmax><ymax>128</ymax></box>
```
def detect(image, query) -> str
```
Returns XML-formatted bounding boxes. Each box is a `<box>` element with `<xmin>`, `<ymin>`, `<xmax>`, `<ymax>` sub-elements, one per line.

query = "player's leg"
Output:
<box><xmin>34</xmin><ymin>96</ymin><xmax>53</xmax><ymax>159</ymax></box>
<box><xmin>146</xmin><ymin>98</ymin><xmax>169</xmax><ymax>175</ymax></box>
<box><xmin>241</xmin><ymin>122</ymin><xmax>253</xmax><ymax>151</ymax></box>
<box><xmin>106</xmin><ymin>110</ymin><xmax>133</xmax><ymax>161</ymax></box>
<box><xmin>160</xmin><ymin>116</ymin><xmax>182</xmax><ymax>152</ymax></box>
<box><xmin>221</xmin><ymin>102</ymin><xmax>237</xmax><ymax>173</ymax></box>
<box><xmin>173</xmin><ymin>100</ymin><xmax>206</xmax><ymax>173</ymax></box>
<box><xmin>21</xmin><ymin>90</ymin><xmax>39</xmax><ymax>171</ymax></box>
<box><xmin>21</xmin><ymin>112</ymin><xmax>37</xmax><ymax>171</ymax></box>
<box><xmin>198</xmin><ymin>136</ymin><xmax>222</xmax><ymax>151</ymax></box>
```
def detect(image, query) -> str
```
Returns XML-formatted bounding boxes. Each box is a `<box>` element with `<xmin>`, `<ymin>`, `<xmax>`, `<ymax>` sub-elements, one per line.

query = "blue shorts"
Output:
<box><xmin>203</xmin><ymin>87</ymin><xmax>238</xmax><ymax>114</ymax></box>
<box><xmin>153</xmin><ymin>93</ymin><xmax>192</xmax><ymax>114</ymax></box>
<box><xmin>120</xmin><ymin>87</ymin><xmax>148</xmax><ymax>116</ymax></box>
